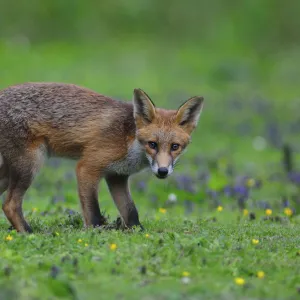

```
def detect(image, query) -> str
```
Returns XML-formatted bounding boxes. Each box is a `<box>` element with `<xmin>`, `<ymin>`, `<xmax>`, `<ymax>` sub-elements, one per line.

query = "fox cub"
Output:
<box><xmin>0</xmin><ymin>83</ymin><xmax>204</xmax><ymax>232</ymax></box>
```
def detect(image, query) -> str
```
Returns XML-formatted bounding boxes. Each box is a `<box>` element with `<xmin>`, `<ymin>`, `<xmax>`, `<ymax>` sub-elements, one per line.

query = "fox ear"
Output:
<box><xmin>133</xmin><ymin>88</ymin><xmax>156</xmax><ymax>126</ymax></box>
<box><xmin>176</xmin><ymin>96</ymin><xmax>204</xmax><ymax>134</ymax></box>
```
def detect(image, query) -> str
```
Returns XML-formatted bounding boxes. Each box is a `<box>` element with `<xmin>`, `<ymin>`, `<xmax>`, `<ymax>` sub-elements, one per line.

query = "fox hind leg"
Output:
<box><xmin>0</xmin><ymin>153</ymin><xmax>9</xmax><ymax>195</ymax></box>
<box><xmin>0</xmin><ymin>178</ymin><xmax>8</xmax><ymax>195</ymax></box>
<box><xmin>2</xmin><ymin>147</ymin><xmax>45</xmax><ymax>233</ymax></box>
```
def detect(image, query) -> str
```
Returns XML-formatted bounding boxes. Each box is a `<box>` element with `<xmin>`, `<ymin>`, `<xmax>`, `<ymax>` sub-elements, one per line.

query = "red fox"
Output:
<box><xmin>0</xmin><ymin>83</ymin><xmax>204</xmax><ymax>232</ymax></box>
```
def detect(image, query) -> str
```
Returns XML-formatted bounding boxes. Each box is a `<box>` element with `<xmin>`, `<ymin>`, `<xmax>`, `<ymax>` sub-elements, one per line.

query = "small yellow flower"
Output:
<box><xmin>246</xmin><ymin>178</ymin><xmax>255</xmax><ymax>188</ymax></box>
<box><xmin>217</xmin><ymin>205</ymin><xmax>223</xmax><ymax>212</ymax></box>
<box><xmin>32</xmin><ymin>207</ymin><xmax>38</xmax><ymax>212</ymax></box>
<box><xmin>257</xmin><ymin>271</ymin><xmax>265</xmax><ymax>279</ymax></box>
<box><xmin>85</xmin><ymin>243</ymin><xmax>89</xmax><ymax>247</ymax></box>
<box><xmin>145</xmin><ymin>234</ymin><xmax>150</xmax><ymax>238</ymax></box>
<box><xmin>252</xmin><ymin>239</ymin><xmax>259</xmax><ymax>245</ymax></box>
<box><xmin>284</xmin><ymin>208</ymin><xmax>293</xmax><ymax>217</ymax></box>
<box><xmin>265</xmin><ymin>209</ymin><xmax>272</xmax><ymax>216</ymax></box>
<box><xmin>5</xmin><ymin>235</ymin><xmax>13</xmax><ymax>241</ymax></box>
<box><xmin>182</xmin><ymin>271</ymin><xmax>190</xmax><ymax>277</ymax></box>
<box><xmin>243</xmin><ymin>209</ymin><xmax>249</xmax><ymax>216</ymax></box>
<box><xmin>110</xmin><ymin>243</ymin><xmax>117</xmax><ymax>251</ymax></box>
<box><xmin>234</xmin><ymin>277</ymin><xmax>245</xmax><ymax>285</ymax></box>
<box><xmin>77</xmin><ymin>239</ymin><xmax>83</xmax><ymax>243</ymax></box>
<box><xmin>159</xmin><ymin>208</ymin><xmax>167</xmax><ymax>214</ymax></box>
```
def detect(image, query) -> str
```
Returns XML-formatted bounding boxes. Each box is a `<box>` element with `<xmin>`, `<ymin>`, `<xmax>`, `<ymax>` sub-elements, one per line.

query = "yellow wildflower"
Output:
<box><xmin>265</xmin><ymin>209</ymin><xmax>272</xmax><ymax>216</ymax></box>
<box><xmin>246</xmin><ymin>178</ymin><xmax>255</xmax><ymax>188</ymax></box>
<box><xmin>5</xmin><ymin>235</ymin><xmax>13</xmax><ymax>241</ymax></box>
<box><xmin>252</xmin><ymin>239</ymin><xmax>259</xmax><ymax>245</ymax></box>
<box><xmin>257</xmin><ymin>271</ymin><xmax>265</xmax><ymax>279</ymax></box>
<box><xmin>217</xmin><ymin>205</ymin><xmax>223</xmax><ymax>212</ymax></box>
<box><xmin>284</xmin><ymin>208</ymin><xmax>293</xmax><ymax>217</ymax></box>
<box><xmin>159</xmin><ymin>208</ymin><xmax>167</xmax><ymax>214</ymax></box>
<box><xmin>110</xmin><ymin>243</ymin><xmax>117</xmax><ymax>251</ymax></box>
<box><xmin>85</xmin><ymin>243</ymin><xmax>89</xmax><ymax>247</ymax></box>
<box><xmin>243</xmin><ymin>209</ymin><xmax>249</xmax><ymax>216</ymax></box>
<box><xmin>145</xmin><ymin>234</ymin><xmax>150</xmax><ymax>238</ymax></box>
<box><xmin>235</xmin><ymin>277</ymin><xmax>245</xmax><ymax>285</ymax></box>
<box><xmin>77</xmin><ymin>239</ymin><xmax>83</xmax><ymax>243</ymax></box>
<box><xmin>182</xmin><ymin>271</ymin><xmax>190</xmax><ymax>277</ymax></box>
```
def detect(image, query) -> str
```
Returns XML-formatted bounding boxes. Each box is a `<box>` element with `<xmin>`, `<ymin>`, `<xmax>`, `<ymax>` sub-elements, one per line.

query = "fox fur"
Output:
<box><xmin>0</xmin><ymin>83</ymin><xmax>204</xmax><ymax>232</ymax></box>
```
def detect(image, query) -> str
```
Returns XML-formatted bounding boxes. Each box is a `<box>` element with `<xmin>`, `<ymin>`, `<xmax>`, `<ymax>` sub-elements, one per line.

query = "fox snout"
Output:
<box><xmin>153</xmin><ymin>164</ymin><xmax>173</xmax><ymax>179</ymax></box>
<box><xmin>157</xmin><ymin>167</ymin><xmax>169</xmax><ymax>179</ymax></box>
<box><xmin>150</xmin><ymin>152</ymin><xmax>173</xmax><ymax>179</ymax></box>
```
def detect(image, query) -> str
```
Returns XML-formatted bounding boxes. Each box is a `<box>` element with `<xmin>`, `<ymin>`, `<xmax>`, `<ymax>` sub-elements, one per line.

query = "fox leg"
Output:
<box><xmin>76</xmin><ymin>161</ymin><xmax>107</xmax><ymax>227</ymax></box>
<box><xmin>0</xmin><ymin>155</ymin><xmax>9</xmax><ymax>195</ymax></box>
<box><xmin>0</xmin><ymin>178</ymin><xmax>8</xmax><ymax>195</ymax></box>
<box><xmin>105</xmin><ymin>174</ymin><xmax>142</xmax><ymax>229</ymax></box>
<box><xmin>2</xmin><ymin>148</ymin><xmax>44</xmax><ymax>233</ymax></box>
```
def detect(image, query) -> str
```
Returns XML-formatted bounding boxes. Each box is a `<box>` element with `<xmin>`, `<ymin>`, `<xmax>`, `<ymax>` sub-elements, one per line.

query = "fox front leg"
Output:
<box><xmin>105</xmin><ymin>174</ymin><xmax>143</xmax><ymax>230</ymax></box>
<box><xmin>76</xmin><ymin>161</ymin><xmax>107</xmax><ymax>227</ymax></box>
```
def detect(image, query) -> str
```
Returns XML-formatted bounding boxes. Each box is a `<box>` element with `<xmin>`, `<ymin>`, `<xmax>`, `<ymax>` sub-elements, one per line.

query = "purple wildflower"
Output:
<box><xmin>288</xmin><ymin>172</ymin><xmax>300</xmax><ymax>184</ymax></box>
<box><xmin>223</xmin><ymin>185</ymin><xmax>233</xmax><ymax>197</ymax></box>
<box><xmin>174</xmin><ymin>174</ymin><xmax>196</xmax><ymax>194</ymax></box>
<box><xmin>136</xmin><ymin>181</ymin><xmax>147</xmax><ymax>192</ymax></box>
<box><xmin>234</xmin><ymin>185</ymin><xmax>249</xmax><ymax>198</ymax></box>
<box><xmin>282</xmin><ymin>198</ymin><xmax>290</xmax><ymax>208</ymax></box>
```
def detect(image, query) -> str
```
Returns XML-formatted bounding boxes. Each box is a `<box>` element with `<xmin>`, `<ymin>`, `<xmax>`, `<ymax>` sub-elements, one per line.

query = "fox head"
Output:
<box><xmin>133</xmin><ymin>88</ymin><xmax>204</xmax><ymax>179</ymax></box>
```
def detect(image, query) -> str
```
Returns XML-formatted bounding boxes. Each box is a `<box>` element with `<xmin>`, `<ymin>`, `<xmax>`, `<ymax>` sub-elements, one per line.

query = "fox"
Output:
<box><xmin>0</xmin><ymin>82</ymin><xmax>204</xmax><ymax>233</ymax></box>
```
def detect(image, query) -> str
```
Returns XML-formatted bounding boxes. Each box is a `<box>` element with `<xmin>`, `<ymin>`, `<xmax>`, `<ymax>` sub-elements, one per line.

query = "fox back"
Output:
<box><xmin>0</xmin><ymin>83</ymin><xmax>135</xmax><ymax>162</ymax></box>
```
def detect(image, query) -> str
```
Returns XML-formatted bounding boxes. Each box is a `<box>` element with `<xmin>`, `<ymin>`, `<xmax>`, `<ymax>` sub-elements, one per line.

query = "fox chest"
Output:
<box><xmin>107</xmin><ymin>141</ymin><xmax>149</xmax><ymax>176</ymax></box>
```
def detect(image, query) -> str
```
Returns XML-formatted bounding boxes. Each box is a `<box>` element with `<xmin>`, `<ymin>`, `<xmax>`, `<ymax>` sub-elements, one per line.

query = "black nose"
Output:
<box><xmin>157</xmin><ymin>167</ymin><xmax>168</xmax><ymax>178</ymax></box>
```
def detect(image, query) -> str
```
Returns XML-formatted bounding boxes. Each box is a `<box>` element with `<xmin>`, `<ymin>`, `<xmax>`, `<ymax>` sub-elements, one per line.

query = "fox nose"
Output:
<box><xmin>157</xmin><ymin>167</ymin><xmax>169</xmax><ymax>178</ymax></box>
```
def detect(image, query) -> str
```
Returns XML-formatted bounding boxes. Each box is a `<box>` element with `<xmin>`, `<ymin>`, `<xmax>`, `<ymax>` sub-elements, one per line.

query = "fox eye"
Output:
<box><xmin>148</xmin><ymin>141</ymin><xmax>158</xmax><ymax>150</ymax></box>
<box><xmin>171</xmin><ymin>143</ymin><xmax>180</xmax><ymax>151</ymax></box>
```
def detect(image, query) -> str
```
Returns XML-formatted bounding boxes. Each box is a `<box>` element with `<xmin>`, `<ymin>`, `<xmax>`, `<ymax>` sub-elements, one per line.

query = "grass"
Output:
<box><xmin>1</xmin><ymin>211</ymin><xmax>300</xmax><ymax>299</ymax></box>
<box><xmin>0</xmin><ymin>39</ymin><xmax>300</xmax><ymax>299</ymax></box>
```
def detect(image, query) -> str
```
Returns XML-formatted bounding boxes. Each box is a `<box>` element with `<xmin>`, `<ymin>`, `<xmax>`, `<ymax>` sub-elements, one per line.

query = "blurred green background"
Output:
<box><xmin>0</xmin><ymin>0</ymin><xmax>300</xmax><ymax>170</ymax></box>
<box><xmin>1</xmin><ymin>4</ymin><xmax>300</xmax><ymax>299</ymax></box>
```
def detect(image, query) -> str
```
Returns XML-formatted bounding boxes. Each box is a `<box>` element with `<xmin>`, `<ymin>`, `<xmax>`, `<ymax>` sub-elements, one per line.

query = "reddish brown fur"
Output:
<box><xmin>0</xmin><ymin>83</ymin><xmax>204</xmax><ymax>232</ymax></box>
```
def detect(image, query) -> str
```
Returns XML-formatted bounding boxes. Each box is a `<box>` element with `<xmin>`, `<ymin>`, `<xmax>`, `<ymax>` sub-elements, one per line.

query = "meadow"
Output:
<box><xmin>0</xmin><ymin>35</ymin><xmax>300</xmax><ymax>299</ymax></box>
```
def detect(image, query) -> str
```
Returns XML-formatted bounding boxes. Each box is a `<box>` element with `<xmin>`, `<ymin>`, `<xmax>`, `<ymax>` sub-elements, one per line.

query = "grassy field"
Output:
<box><xmin>0</xmin><ymin>40</ymin><xmax>300</xmax><ymax>299</ymax></box>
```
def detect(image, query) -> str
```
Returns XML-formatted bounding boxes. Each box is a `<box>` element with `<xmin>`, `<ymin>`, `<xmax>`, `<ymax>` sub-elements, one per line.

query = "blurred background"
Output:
<box><xmin>0</xmin><ymin>0</ymin><xmax>300</xmax><ymax>216</ymax></box>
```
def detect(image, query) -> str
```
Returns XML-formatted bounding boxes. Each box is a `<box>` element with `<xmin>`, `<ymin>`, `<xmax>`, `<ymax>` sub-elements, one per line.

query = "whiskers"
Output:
<box><xmin>173</xmin><ymin>159</ymin><xmax>182</xmax><ymax>170</ymax></box>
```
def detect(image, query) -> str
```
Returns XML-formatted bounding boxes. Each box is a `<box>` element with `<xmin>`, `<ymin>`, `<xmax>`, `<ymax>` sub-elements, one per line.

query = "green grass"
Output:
<box><xmin>1</xmin><ymin>212</ymin><xmax>300</xmax><ymax>300</ymax></box>
<box><xmin>0</xmin><ymin>40</ymin><xmax>300</xmax><ymax>299</ymax></box>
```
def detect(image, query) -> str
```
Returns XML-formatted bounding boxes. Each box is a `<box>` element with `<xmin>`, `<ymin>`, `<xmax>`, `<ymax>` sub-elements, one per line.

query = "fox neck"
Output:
<box><xmin>107</xmin><ymin>138</ymin><xmax>149</xmax><ymax>176</ymax></box>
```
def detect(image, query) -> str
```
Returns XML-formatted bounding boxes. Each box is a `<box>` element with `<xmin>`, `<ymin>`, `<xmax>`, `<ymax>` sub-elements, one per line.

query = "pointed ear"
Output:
<box><xmin>133</xmin><ymin>88</ymin><xmax>156</xmax><ymax>126</ymax></box>
<box><xmin>175</xmin><ymin>96</ymin><xmax>204</xmax><ymax>134</ymax></box>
